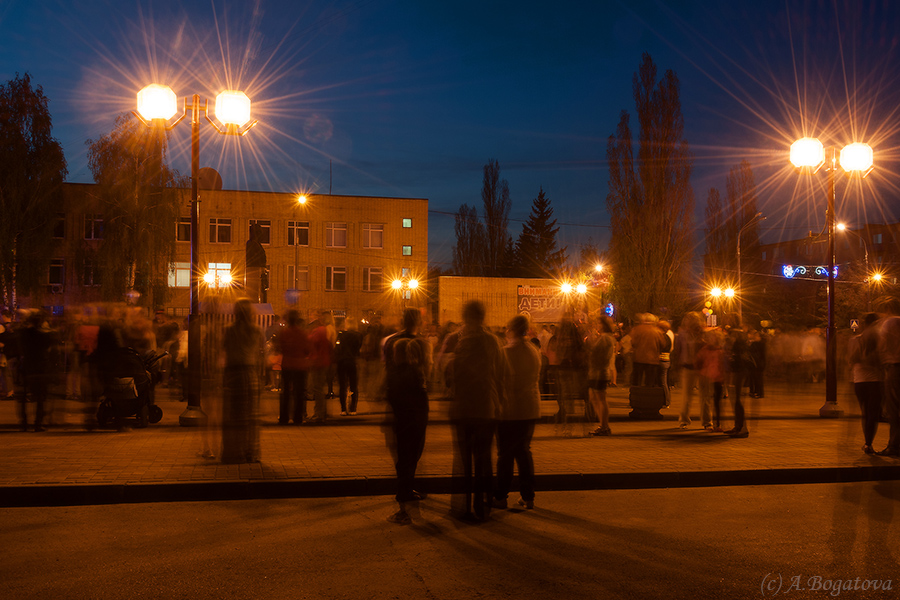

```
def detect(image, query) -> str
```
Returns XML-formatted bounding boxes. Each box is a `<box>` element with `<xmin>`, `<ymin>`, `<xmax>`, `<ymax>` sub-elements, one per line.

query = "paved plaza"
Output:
<box><xmin>2</xmin><ymin>382</ymin><xmax>898</xmax><ymax>506</ymax></box>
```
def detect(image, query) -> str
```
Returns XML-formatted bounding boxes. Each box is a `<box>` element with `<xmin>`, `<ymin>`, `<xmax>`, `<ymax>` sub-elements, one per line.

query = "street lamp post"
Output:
<box><xmin>791</xmin><ymin>137</ymin><xmax>874</xmax><ymax>418</ymax></box>
<box><xmin>737</xmin><ymin>212</ymin><xmax>765</xmax><ymax>323</ymax></box>
<box><xmin>292</xmin><ymin>195</ymin><xmax>307</xmax><ymax>297</ymax></box>
<box><xmin>135</xmin><ymin>84</ymin><xmax>257</xmax><ymax>426</ymax></box>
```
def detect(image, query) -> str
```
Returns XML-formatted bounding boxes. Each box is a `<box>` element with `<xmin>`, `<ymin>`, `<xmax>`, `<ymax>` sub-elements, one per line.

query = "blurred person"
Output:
<box><xmin>585</xmin><ymin>317</ymin><xmax>616</xmax><ymax>437</ymax></box>
<box><xmin>359</xmin><ymin>316</ymin><xmax>386</xmax><ymax>402</ymax></box>
<box><xmin>748</xmin><ymin>329</ymin><xmax>767</xmax><ymax>398</ymax></box>
<box><xmin>335</xmin><ymin>317</ymin><xmax>363</xmax><ymax>415</ymax></box>
<box><xmin>876</xmin><ymin>296</ymin><xmax>900</xmax><ymax>457</ymax></box>
<box><xmin>630</xmin><ymin>313</ymin><xmax>664</xmax><ymax>387</ymax></box>
<box><xmin>221</xmin><ymin>299</ymin><xmax>264</xmax><ymax>463</ymax></box>
<box><xmin>276</xmin><ymin>310</ymin><xmax>310</xmax><ymax>425</ymax></box>
<box><xmin>675</xmin><ymin>312</ymin><xmax>708</xmax><ymax>429</ymax></box>
<box><xmin>849</xmin><ymin>313</ymin><xmax>883</xmax><ymax>455</ymax></box>
<box><xmin>618</xmin><ymin>325</ymin><xmax>633</xmax><ymax>385</ymax></box>
<box><xmin>447</xmin><ymin>300</ymin><xmax>508</xmax><ymax>522</ymax></box>
<box><xmin>658</xmin><ymin>320</ymin><xmax>674</xmax><ymax>406</ymax></box>
<box><xmin>385</xmin><ymin>336</ymin><xmax>432</xmax><ymax>525</ymax></box>
<box><xmin>91</xmin><ymin>323</ymin><xmax>151</xmax><ymax>433</ymax></box>
<box><xmin>724</xmin><ymin>314</ymin><xmax>751</xmax><ymax>438</ymax></box>
<box><xmin>695</xmin><ymin>329</ymin><xmax>727</xmax><ymax>432</ymax></box>
<box><xmin>0</xmin><ymin>309</ymin><xmax>16</xmax><ymax>398</ymax></box>
<box><xmin>264</xmin><ymin>314</ymin><xmax>283</xmax><ymax>390</ymax></box>
<box><xmin>307</xmin><ymin>311</ymin><xmax>335</xmax><ymax>424</ymax></box>
<box><xmin>553</xmin><ymin>316</ymin><xmax>585</xmax><ymax>437</ymax></box>
<box><xmin>493</xmin><ymin>315</ymin><xmax>542</xmax><ymax>510</ymax></box>
<box><xmin>18</xmin><ymin>311</ymin><xmax>54</xmax><ymax>432</ymax></box>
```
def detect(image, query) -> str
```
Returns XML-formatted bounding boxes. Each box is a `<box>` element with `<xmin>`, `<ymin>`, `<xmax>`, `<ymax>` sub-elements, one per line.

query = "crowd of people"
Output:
<box><xmin>2</xmin><ymin>293</ymin><xmax>899</xmax><ymax>523</ymax></box>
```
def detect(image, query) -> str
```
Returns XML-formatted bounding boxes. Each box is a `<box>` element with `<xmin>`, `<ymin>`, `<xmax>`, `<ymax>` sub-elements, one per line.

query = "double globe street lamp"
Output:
<box><xmin>790</xmin><ymin>137</ymin><xmax>874</xmax><ymax>417</ymax></box>
<box><xmin>134</xmin><ymin>83</ymin><xmax>258</xmax><ymax>426</ymax></box>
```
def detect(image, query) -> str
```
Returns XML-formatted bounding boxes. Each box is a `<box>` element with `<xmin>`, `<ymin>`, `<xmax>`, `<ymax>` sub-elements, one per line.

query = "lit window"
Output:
<box><xmin>288</xmin><ymin>221</ymin><xmax>309</xmax><ymax>246</ymax></box>
<box><xmin>53</xmin><ymin>213</ymin><xmax>66</xmax><ymax>239</ymax></box>
<box><xmin>249</xmin><ymin>220</ymin><xmax>271</xmax><ymax>245</ymax></box>
<box><xmin>402</xmin><ymin>218</ymin><xmax>412</xmax><ymax>228</ymax></box>
<box><xmin>362</xmin><ymin>267</ymin><xmax>383</xmax><ymax>292</ymax></box>
<box><xmin>362</xmin><ymin>224</ymin><xmax>384</xmax><ymax>249</ymax></box>
<box><xmin>168</xmin><ymin>262</ymin><xmax>190</xmax><ymax>288</ymax></box>
<box><xmin>287</xmin><ymin>265</ymin><xmax>309</xmax><ymax>291</ymax></box>
<box><xmin>176</xmin><ymin>217</ymin><xmax>191</xmax><ymax>242</ymax></box>
<box><xmin>325</xmin><ymin>266</ymin><xmax>347</xmax><ymax>291</ymax></box>
<box><xmin>402</xmin><ymin>245</ymin><xmax>412</xmax><ymax>256</ymax></box>
<box><xmin>206</xmin><ymin>263</ymin><xmax>232</xmax><ymax>288</ymax></box>
<box><xmin>84</xmin><ymin>214</ymin><xmax>103</xmax><ymax>240</ymax></box>
<box><xmin>209</xmin><ymin>218</ymin><xmax>232</xmax><ymax>243</ymax></box>
<box><xmin>326</xmin><ymin>223</ymin><xmax>347</xmax><ymax>248</ymax></box>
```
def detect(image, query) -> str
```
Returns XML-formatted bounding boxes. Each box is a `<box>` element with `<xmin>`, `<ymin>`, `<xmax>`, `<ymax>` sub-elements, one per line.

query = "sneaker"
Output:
<box><xmin>387</xmin><ymin>510</ymin><xmax>411</xmax><ymax>525</ymax></box>
<box><xmin>591</xmin><ymin>427</ymin><xmax>611</xmax><ymax>436</ymax></box>
<box><xmin>516</xmin><ymin>497</ymin><xmax>535</xmax><ymax>510</ymax></box>
<box><xmin>679</xmin><ymin>423</ymin><xmax>688</xmax><ymax>430</ymax></box>
<box><xmin>340</xmin><ymin>411</ymin><xmax>348</xmax><ymax>416</ymax></box>
<box><xmin>491</xmin><ymin>497</ymin><xmax>508</xmax><ymax>510</ymax></box>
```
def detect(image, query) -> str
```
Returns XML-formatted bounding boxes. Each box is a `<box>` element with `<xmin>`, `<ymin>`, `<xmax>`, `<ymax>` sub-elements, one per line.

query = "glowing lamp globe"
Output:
<box><xmin>873</xmin><ymin>273</ymin><xmax>882</xmax><ymax>282</ymax></box>
<box><xmin>724</xmin><ymin>288</ymin><xmax>735</xmax><ymax>298</ymax></box>
<box><xmin>220</xmin><ymin>272</ymin><xmax>232</xmax><ymax>285</ymax></box>
<box><xmin>391</xmin><ymin>279</ymin><xmax>403</xmax><ymax>290</ymax></box>
<box><xmin>840</xmin><ymin>143</ymin><xmax>874</xmax><ymax>173</ymax></box>
<box><xmin>203</xmin><ymin>272</ymin><xmax>215</xmax><ymax>284</ymax></box>
<box><xmin>560</xmin><ymin>283</ymin><xmax>572</xmax><ymax>294</ymax></box>
<box><xmin>408</xmin><ymin>279</ymin><xmax>419</xmax><ymax>290</ymax></box>
<box><xmin>710</xmin><ymin>287</ymin><xmax>722</xmax><ymax>298</ymax></box>
<box><xmin>137</xmin><ymin>84</ymin><xmax>177</xmax><ymax>121</ymax></box>
<box><xmin>215</xmin><ymin>90</ymin><xmax>252</xmax><ymax>127</ymax></box>
<box><xmin>790</xmin><ymin>137</ymin><xmax>824</xmax><ymax>168</ymax></box>
<box><xmin>576</xmin><ymin>283</ymin><xmax>587</xmax><ymax>294</ymax></box>
<box><xmin>297</xmin><ymin>195</ymin><xmax>307</xmax><ymax>205</ymax></box>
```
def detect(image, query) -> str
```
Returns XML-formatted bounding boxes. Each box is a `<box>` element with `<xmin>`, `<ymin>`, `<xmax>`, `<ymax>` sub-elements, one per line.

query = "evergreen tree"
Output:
<box><xmin>514</xmin><ymin>186</ymin><xmax>567</xmax><ymax>278</ymax></box>
<box><xmin>0</xmin><ymin>73</ymin><xmax>67</xmax><ymax>306</ymax></box>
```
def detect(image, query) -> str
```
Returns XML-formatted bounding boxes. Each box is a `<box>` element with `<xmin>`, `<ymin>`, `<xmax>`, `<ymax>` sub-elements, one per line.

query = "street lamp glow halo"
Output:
<box><xmin>576</xmin><ymin>283</ymin><xmax>587</xmax><ymax>294</ymax></box>
<box><xmin>215</xmin><ymin>90</ymin><xmax>252</xmax><ymax>127</ymax></box>
<box><xmin>790</xmin><ymin>137</ymin><xmax>825</xmax><ymax>169</ymax></box>
<box><xmin>297</xmin><ymin>195</ymin><xmax>307</xmax><ymax>205</ymax></box>
<box><xmin>724</xmin><ymin>288</ymin><xmax>735</xmax><ymax>298</ymax></box>
<box><xmin>220</xmin><ymin>272</ymin><xmax>232</xmax><ymax>285</ymax></box>
<box><xmin>391</xmin><ymin>279</ymin><xmax>403</xmax><ymax>290</ymax></box>
<box><xmin>408</xmin><ymin>279</ymin><xmax>419</xmax><ymax>290</ymax></box>
<box><xmin>137</xmin><ymin>84</ymin><xmax>177</xmax><ymax>121</ymax></box>
<box><xmin>840</xmin><ymin>143</ymin><xmax>874</xmax><ymax>174</ymax></box>
<box><xmin>203</xmin><ymin>272</ymin><xmax>215</xmax><ymax>284</ymax></box>
<box><xmin>710</xmin><ymin>287</ymin><xmax>722</xmax><ymax>297</ymax></box>
<box><xmin>560</xmin><ymin>283</ymin><xmax>572</xmax><ymax>294</ymax></box>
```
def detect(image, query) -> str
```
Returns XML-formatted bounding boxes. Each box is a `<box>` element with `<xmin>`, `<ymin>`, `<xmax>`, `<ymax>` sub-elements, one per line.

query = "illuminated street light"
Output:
<box><xmin>872</xmin><ymin>272</ymin><xmax>882</xmax><ymax>283</ymax></box>
<box><xmin>724</xmin><ymin>287</ymin><xmax>735</xmax><ymax>298</ymax></box>
<box><xmin>560</xmin><ymin>282</ymin><xmax>573</xmax><ymax>294</ymax></box>
<box><xmin>407</xmin><ymin>279</ymin><xmax>419</xmax><ymax>290</ymax></box>
<box><xmin>710</xmin><ymin>287</ymin><xmax>722</xmax><ymax>298</ymax></box>
<box><xmin>292</xmin><ymin>194</ymin><xmax>309</xmax><ymax>296</ymax></box>
<box><xmin>391</xmin><ymin>279</ymin><xmax>403</xmax><ymax>290</ymax></box>
<box><xmin>134</xmin><ymin>83</ymin><xmax>257</xmax><ymax>427</ymax></box>
<box><xmin>791</xmin><ymin>136</ymin><xmax>874</xmax><ymax>417</ymax></box>
<box><xmin>594</xmin><ymin>264</ymin><xmax>603</xmax><ymax>273</ymax></box>
<box><xmin>576</xmin><ymin>283</ymin><xmax>588</xmax><ymax>295</ymax></box>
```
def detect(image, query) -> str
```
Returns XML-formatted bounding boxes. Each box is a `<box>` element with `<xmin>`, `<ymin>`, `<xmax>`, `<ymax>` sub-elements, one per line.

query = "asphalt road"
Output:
<box><xmin>2</xmin><ymin>482</ymin><xmax>897</xmax><ymax>600</ymax></box>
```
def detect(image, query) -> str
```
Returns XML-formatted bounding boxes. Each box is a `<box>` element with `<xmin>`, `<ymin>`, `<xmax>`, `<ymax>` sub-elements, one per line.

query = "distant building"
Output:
<box><xmin>24</xmin><ymin>182</ymin><xmax>428</xmax><ymax>322</ymax></box>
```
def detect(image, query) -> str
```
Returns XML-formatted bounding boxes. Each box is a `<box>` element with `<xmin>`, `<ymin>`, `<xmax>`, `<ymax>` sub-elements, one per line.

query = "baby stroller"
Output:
<box><xmin>96</xmin><ymin>348</ymin><xmax>167</xmax><ymax>428</ymax></box>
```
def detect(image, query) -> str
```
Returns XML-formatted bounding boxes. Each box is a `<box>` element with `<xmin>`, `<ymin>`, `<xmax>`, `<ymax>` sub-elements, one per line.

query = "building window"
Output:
<box><xmin>209</xmin><ymin>218</ymin><xmax>232</xmax><ymax>243</ymax></box>
<box><xmin>206</xmin><ymin>263</ymin><xmax>232</xmax><ymax>288</ymax></box>
<box><xmin>402</xmin><ymin>218</ymin><xmax>412</xmax><ymax>228</ymax></box>
<box><xmin>761</xmin><ymin>251</ymin><xmax>767</xmax><ymax>261</ymax></box>
<box><xmin>873</xmin><ymin>233</ymin><xmax>883</xmax><ymax>244</ymax></box>
<box><xmin>362</xmin><ymin>224</ymin><xmax>384</xmax><ymax>249</ymax></box>
<box><xmin>53</xmin><ymin>213</ymin><xmax>66</xmax><ymax>239</ymax></box>
<box><xmin>84</xmin><ymin>214</ymin><xmax>103</xmax><ymax>240</ymax></box>
<box><xmin>362</xmin><ymin>267</ymin><xmax>383</xmax><ymax>292</ymax></box>
<box><xmin>82</xmin><ymin>259</ymin><xmax>101</xmax><ymax>286</ymax></box>
<box><xmin>249</xmin><ymin>219</ymin><xmax>271</xmax><ymax>245</ymax></box>
<box><xmin>401</xmin><ymin>267</ymin><xmax>410</xmax><ymax>277</ymax></box>
<box><xmin>288</xmin><ymin>221</ymin><xmax>309</xmax><ymax>247</ymax></box>
<box><xmin>168</xmin><ymin>262</ymin><xmax>190</xmax><ymax>288</ymax></box>
<box><xmin>325</xmin><ymin>266</ymin><xmax>346</xmax><ymax>291</ymax></box>
<box><xmin>402</xmin><ymin>245</ymin><xmax>412</xmax><ymax>256</ymax></box>
<box><xmin>326</xmin><ymin>222</ymin><xmax>347</xmax><ymax>248</ymax></box>
<box><xmin>177</xmin><ymin>217</ymin><xmax>191</xmax><ymax>242</ymax></box>
<box><xmin>287</xmin><ymin>265</ymin><xmax>309</xmax><ymax>291</ymax></box>
<box><xmin>49</xmin><ymin>259</ymin><xmax>65</xmax><ymax>285</ymax></box>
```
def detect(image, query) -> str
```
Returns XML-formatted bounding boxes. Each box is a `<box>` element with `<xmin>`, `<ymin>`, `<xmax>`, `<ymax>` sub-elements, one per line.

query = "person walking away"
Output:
<box><xmin>447</xmin><ymin>300</ymin><xmax>508</xmax><ymax>522</ymax></box>
<box><xmin>849</xmin><ymin>313</ymin><xmax>883</xmax><ymax>455</ymax></box>
<box><xmin>630</xmin><ymin>313</ymin><xmax>664</xmax><ymax>387</ymax></box>
<box><xmin>586</xmin><ymin>317</ymin><xmax>616</xmax><ymax>437</ymax></box>
<box><xmin>276</xmin><ymin>310</ymin><xmax>310</xmax><ymax>425</ymax></box>
<box><xmin>658</xmin><ymin>320</ymin><xmax>674</xmax><ymax>407</ymax></box>
<box><xmin>493</xmin><ymin>315</ymin><xmax>541</xmax><ymax>510</ymax></box>
<box><xmin>385</xmin><ymin>337</ymin><xmax>432</xmax><ymax>525</ymax></box>
<box><xmin>724</xmin><ymin>314</ymin><xmax>751</xmax><ymax>438</ymax></box>
<box><xmin>695</xmin><ymin>329</ymin><xmax>726</xmax><ymax>432</ymax></box>
<box><xmin>553</xmin><ymin>317</ymin><xmax>585</xmax><ymax>437</ymax></box>
<box><xmin>875</xmin><ymin>296</ymin><xmax>900</xmax><ymax>457</ymax></box>
<box><xmin>307</xmin><ymin>312</ymin><xmax>335</xmax><ymax>424</ymax></box>
<box><xmin>675</xmin><ymin>312</ymin><xmax>707</xmax><ymax>429</ymax></box>
<box><xmin>221</xmin><ymin>299</ymin><xmax>264</xmax><ymax>463</ymax></box>
<box><xmin>335</xmin><ymin>317</ymin><xmax>363</xmax><ymax>415</ymax></box>
<box><xmin>18</xmin><ymin>311</ymin><xmax>54</xmax><ymax>432</ymax></box>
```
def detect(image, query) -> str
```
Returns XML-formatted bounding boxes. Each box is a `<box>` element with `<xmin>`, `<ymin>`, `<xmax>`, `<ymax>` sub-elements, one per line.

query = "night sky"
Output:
<box><xmin>2</xmin><ymin>0</ymin><xmax>899</xmax><ymax>268</ymax></box>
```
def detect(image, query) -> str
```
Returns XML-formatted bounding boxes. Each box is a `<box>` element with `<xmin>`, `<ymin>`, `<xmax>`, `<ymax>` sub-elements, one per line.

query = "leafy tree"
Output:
<box><xmin>0</xmin><ymin>73</ymin><xmax>67</xmax><ymax>306</ymax></box>
<box><xmin>514</xmin><ymin>186</ymin><xmax>568</xmax><ymax>278</ymax></box>
<box><xmin>481</xmin><ymin>159</ymin><xmax>511</xmax><ymax>277</ymax></box>
<box><xmin>452</xmin><ymin>203</ymin><xmax>487</xmax><ymax>276</ymax></box>
<box><xmin>606</xmin><ymin>53</ymin><xmax>694</xmax><ymax>317</ymax></box>
<box><xmin>703</xmin><ymin>187</ymin><xmax>728</xmax><ymax>281</ymax></box>
<box><xmin>86</xmin><ymin>114</ymin><xmax>184</xmax><ymax>308</ymax></box>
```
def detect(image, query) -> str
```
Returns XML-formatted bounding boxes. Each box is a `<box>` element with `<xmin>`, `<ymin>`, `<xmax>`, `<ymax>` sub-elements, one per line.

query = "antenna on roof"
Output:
<box><xmin>329</xmin><ymin>160</ymin><xmax>333</xmax><ymax>195</ymax></box>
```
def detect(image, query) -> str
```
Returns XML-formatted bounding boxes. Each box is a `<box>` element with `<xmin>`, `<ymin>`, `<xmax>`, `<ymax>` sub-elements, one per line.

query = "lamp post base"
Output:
<box><xmin>818</xmin><ymin>401</ymin><xmax>844</xmax><ymax>418</ymax></box>
<box><xmin>179</xmin><ymin>405</ymin><xmax>209</xmax><ymax>427</ymax></box>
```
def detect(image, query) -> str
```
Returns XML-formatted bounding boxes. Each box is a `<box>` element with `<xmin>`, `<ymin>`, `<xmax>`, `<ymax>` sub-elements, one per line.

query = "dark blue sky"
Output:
<box><xmin>3</xmin><ymin>0</ymin><xmax>899</xmax><ymax>268</ymax></box>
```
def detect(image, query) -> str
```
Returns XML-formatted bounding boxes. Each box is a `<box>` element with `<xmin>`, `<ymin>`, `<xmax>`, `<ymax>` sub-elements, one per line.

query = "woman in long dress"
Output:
<box><xmin>221</xmin><ymin>299</ymin><xmax>264</xmax><ymax>463</ymax></box>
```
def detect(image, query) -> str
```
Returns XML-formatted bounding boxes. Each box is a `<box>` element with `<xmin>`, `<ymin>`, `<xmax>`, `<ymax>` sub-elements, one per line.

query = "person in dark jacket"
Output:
<box><xmin>335</xmin><ymin>317</ymin><xmax>363</xmax><ymax>415</ymax></box>
<box><xmin>18</xmin><ymin>311</ymin><xmax>54</xmax><ymax>432</ymax></box>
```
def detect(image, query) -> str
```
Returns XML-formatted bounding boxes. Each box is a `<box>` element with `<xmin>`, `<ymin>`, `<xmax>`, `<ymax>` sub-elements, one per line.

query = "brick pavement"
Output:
<box><xmin>1</xmin><ymin>382</ymin><xmax>898</xmax><ymax>506</ymax></box>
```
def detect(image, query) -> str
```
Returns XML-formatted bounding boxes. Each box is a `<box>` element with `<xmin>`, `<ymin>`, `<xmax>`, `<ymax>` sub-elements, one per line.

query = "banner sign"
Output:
<box><xmin>516</xmin><ymin>285</ymin><xmax>564</xmax><ymax>323</ymax></box>
<box><xmin>782</xmin><ymin>265</ymin><xmax>839</xmax><ymax>280</ymax></box>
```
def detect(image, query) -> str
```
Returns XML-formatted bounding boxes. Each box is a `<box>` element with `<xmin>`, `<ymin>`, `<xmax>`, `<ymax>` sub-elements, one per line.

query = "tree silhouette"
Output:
<box><xmin>514</xmin><ymin>186</ymin><xmax>567</xmax><ymax>277</ymax></box>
